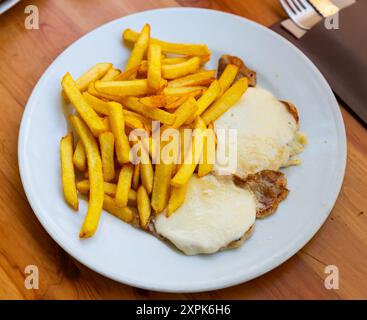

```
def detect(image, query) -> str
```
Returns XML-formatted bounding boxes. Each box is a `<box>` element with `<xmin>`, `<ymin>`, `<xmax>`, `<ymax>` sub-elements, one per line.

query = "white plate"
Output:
<box><xmin>0</xmin><ymin>0</ymin><xmax>19</xmax><ymax>15</ymax></box>
<box><xmin>18</xmin><ymin>8</ymin><xmax>346</xmax><ymax>292</ymax></box>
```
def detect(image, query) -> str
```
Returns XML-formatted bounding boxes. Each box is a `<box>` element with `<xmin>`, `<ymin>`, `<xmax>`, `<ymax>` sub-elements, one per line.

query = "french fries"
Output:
<box><xmin>185</xmin><ymin>80</ymin><xmax>221</xmax><ymax>124</ymax></box>
<box><xmin>198</xmin><ymin>124</ymin><xmax>216</xmax><ymax>177</ymax></box>
<box><xmin>162</xmin><ymin>57</ymin><xmax>188</xmax><ymax>65</ymax></box>
<box><xmin>108</xmin><ymin>101</ymin><xmax>131</xmax><ymax>164</ymax></box>
<box><xmin>171</xmin><ymin>117</ymin><xmax>206</xmax><ymax>187</ymax></box>
<box><xmin>76</xmin><ymin>180</ymin><xmax>137</xmax><ymax>206</ymax></box>
<box><xmin>218</xmin><ymin>63</ymin><xmax>239</xmax><ymax>94</ymax></box>
<box><xmin>139</xmin><ymin>95</ymin><xmax>166</xmax><ymax>108</ymax></box>
<box><xmin>123</xmin><ymin>29</ymin><xmax>210</xmax><ymax>56</ymax></box>
<box><xmin>202</xmin><ymin>77</ymin><xmax>248</xmax><ymax>124</ymax></box>
<box><xmin>167</xmin><ymin>70</ymin><xmax>215</xmax><ymax>88</ymax></box>
<box><xmin>114</xmin><ymin>65</ymin><xmax>141</xmax><ymax>81</ymax></box>
<box><xmin>99</xmin><ymin>132</ymin><xmax>115</xmax><ymax>182</ymax></box>
<box><xmin>151</xmin><ymin>136</ymin><xmax>178</xmax><ymax>213</ymax></box>
<box><xmin>137</xmin><ymin>186</ymin><xmax>151</xmax><ymax>228</ymax></box>
<box><xmin>121</xmin><ymin>97</ymin><xmax>175</xmax><ymax>125</ymax></box>
<box><xmin>70</xmin><ymin>116</ymin><xmax>104</xmax><ymax>238</ymax></box>
<box><xmin>161</xmin><ymin>97</ymin><xmax>198</xmax><ymax>130</ymax></box>
<box><xmin>162</xmin><ymin>56</ymin><xmax>201</xmax><ymax>79</ymax></box>
<box><xmin>147</xmin><ymin>44</ymin><xmax>162</xmax><ymax>90</ymax></box>
<box><xmin>60</xmin><ymin>133</ymin><xmax>78</xmax><ymax>210</ymax></box>
<box><xmin>132</xmin><ymin>164</ymin><xmax>140</xmax><ymax>190</ymax></box>
<box><xmin>60</xmin><ymin>23</ymin><xmax>252</xmax><ymax>238</ymax></box>
<box><xmin>64</xmin><ymin>63</ymin><xmax>112</xmax><ymax>96</ymax></box>
<box><xmin>95</xmin><ymin>79</ymin><xmax>151</xmax><ymax>97</ymax></box>
<box><xmin>195</xmin><ymin>80</ymin><xmax>221</xmax><ymax>116</ymax></box>
<box><xmin>116</xmin><ymin>164</ymin><xmax>134</xmax><ymax>207</ymax></box>
<box><xmin>163</xmin><ymin>86</ymin><xmax>206</xmax><ymax>97</ymax></box>
<box><xmin>103</xmin><ymin>194</ymin><xmax>134</xmax><ymax>222</ymax></box>
<box><xmin>101</xmin><ymin>68</ymin><xmax>121</xmax><ymax>81</ymax></box>
<box><xmin>124</xmin><ymin>114</ymin><xmax>144</xmax><ymax>129</ymax></box>
<box><xmin>73</xmin><ymin>140</ymin><xmax>87</xmax><ymax>172</ymax></box>
<box><xmin>83</xmin><ymin>92</ymin><xmax>109</xmax><ymax>116</ymax></box>
<box><xmin>62</xmin><ymin>73</ymin><xmax>108</xmax><ymax>137</ymax></box>
<box><xmin>167</xmin><ymin>183</ymin><xmax>188</xmax><ymax>217</ymax></box>
<box><xmin>125</xmin><ymin>24</ymin><xmax>150</xmax><ymax>78</ymax></box>
<box><xmin>151</xmin><ymin>161</ymin><xmax>173</xmax><ymax>213</ymax></box>
<box><xmin>140</xmin><ymin>146</ymin><xmax>154</xmax><ymax>194</ymax></box>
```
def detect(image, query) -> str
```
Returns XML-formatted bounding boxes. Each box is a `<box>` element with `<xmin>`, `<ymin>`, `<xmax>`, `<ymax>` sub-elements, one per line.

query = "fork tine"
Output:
<box><xmin>285</xmin><ymin>0</ymin><xmax>300</xmax><ymax>13</ymax></box>
<box><xmin>280</xmin><ymin>0</ymin><xmax>296</xmax><ymax>17</ymax></box>
<box><xmin>292</xmin><ymin>0</ymin><xmax>305</xmax><ymax>10</ymax></box>
<box><xmin>298</xmin><ymin>0</ymin><xmax>313</xmax><ymax>9</ymax></box>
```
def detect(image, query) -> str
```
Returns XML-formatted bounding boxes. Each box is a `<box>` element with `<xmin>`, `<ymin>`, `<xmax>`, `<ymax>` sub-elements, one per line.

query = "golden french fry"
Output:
<box><xmin>196</xmin><ymin>79</ymin><xmax>221</xmax><ymax>116</ymax></box>
<box><xmin>218</xmin><ymin>64</ymin><xmax>239</xmax><ymax>94</ymax></box>
<box><xmin>101</xmin><ymin>68</ymin><xmax>121</xmax><ymax>81</ymax></box>
<box><xmin>62</xmin><ymin>73</ymin><xmax>108</xmax><ymax>137</ymax></box>
<box><xmin>185</xmin><ymin>80</ymin><xmax>221</xmax><ymax>124</ymax></box>
<box><xmin>139</xmin><ymin>95</ymin><xmax>166</xmax><ymax>108</ymax></box>
<box><xmin>162</xmin><ymin>57</ymin><xmax>188</xmax><ymax>65</ymax></box>
<box><xmin>121</xmin><ymin>97</ymin><xmax>175</xmax><ymax>125</ymax></box>
<box><xmin>137</xmin><ymin>60</ymin><xmax>148</xmax><ymax>76</ymax></box>
<box><xmin>99</xmin><ymin>132</ymin><xmax>115</xmax><ymax>182</ymax></box>
<box><xmin>167</xmin><ymin>70</ymin><xmax>215</xmax><ymax>88</ymax></box>
<box><xmin>76</xmin><ymin>63</ymin><xmax>112</xmax><ymax>92</ymax></box>
<box><xmin>163</xmin><ymin>86</ymin><xmax>206</xmax><ymax>97</ymax></box>
<box><xmin>73</xmin><ymin>140</ymin><xmax>87</xmax><ymax>172</ymax></box>
<box><xmin>140</xmin><ymin>57</ymin><xmax>204</xmax><ymax>77</ymax></box>
<box><xmin>66</xmin><ymin>63</ymin><xmax>112</xmax><ymax>96</ymax></box>
<box><xmin>87</xmin><ymin>82</ymin><xmax>125</xmax><ymax>102</ymax></box>
<box><xmin>162</xmin><ymin>55</ymin><xmax>210</xmax><ymax>66</ymax></box>
<box><xmin>114</xmin><ymin>64</ymin><xmax>141</xmax><ymax>81</ymax></box>
<box><xmin>147</xmin><ymin>44</ymin><xmax>162</xmax><ymax>90</ymax></box>
<box><xmin>137</xmin><ymin>186</ymin><xmax>151</xmax><ymax>228</ymax></box>
<box><xmin>164</xmin><ymin>95</ymin><xmax>188</xmax><ymax>110</ymax></box>
<box><xmin>83</xmin><ymin>92</ymin><xmax>109</xmax><ymax>116</ymax></box>
<box><xmin>60</xmin><ymin>133</ymin><xmax>78</xmax><ymax>210</ymax></box>
<box><xmin>108</xmin><ymin>101</ymin><xmax>131</xmax><ymax>164</ymax></box>
<box><xmin>70</xmin><ymin>116</ymin><xmax>104</xmax><ymax>238</ymax></box>
<box><xmin>151</xmin><ymin>133</ymin><xmax>180</xmax><ymax>213</ymax></box>
<box><xmin>115</xmin><ymin>164</ymin><xmax>134</xmax><ymax>207</ymax></box>
<box><xmin>162</xmin><ymin>57</ymin><xmax>200</xmax><ymax>79</ymax></box>
<box><xmin>125</xmin><ymin>24</ymin><xmax>150</xmax><ymax>78</ymax></box>
<box><xmin>167</xmin><ymin>183</ymin><xmax>188</xmax><ymax>216</ymax></box>
<box><xmin>198</xmin><ymin>124</ymin><xmax>216</xmax><ymax>177</ymax></box>
<box><xmin>95</xmin><ymin>79</ymin><xmax>151</xmax><ymax>97</ymax></box>
<box><xmin>103</xmin><ymin>194</ymin><xmax>134</xmax><ymax>222</ymax></box>
<box><xmin>132</xmin><ymin>163</ymin><xmax>140</xmax><ymax>190</ymax></box>
<box><xmin>76</xmin><ymin>180</ymin><xmax>137</xmax><ymax>206</ymax></box>
<box><xmin>202</xmin><ymin>77</ymin><xmax>248</xmax><ymax>124</ymax></box>
<box><xmin>162</xmin><ymin>97</ymin><xmax>198</xmax><ymax>130</ymax></box>
<box><xmin>140</xmin><ymin>146</ymin><xmax>154</xmax><ymax>194</ymax></box>
<box><xmin>141</xmin><ymin>136</ymin><xmax>159</xmax><ymax>162</ymax></box>
<box><xmin>171</xmin><ymin>117</ymin><xmax>206</xmax><ymax>187</ymax></box>
<box><xmin>102</xmin><ymin>117</ymin><xmax>110</xmax><ymax>131</ymax></box>
<box><xmin>151</xmin><ymin>161</ymin><xmax>173</xmax><ymax>213</ymax></box>
<box><xmin>124</xmin><ymin>114</ymin><xmax>144</xmax><ymax>129</ymax></box>
<box><xmin>123</xmin><ymin>29</ymin><xmax>210</xmax><ymax>56</ymax></box>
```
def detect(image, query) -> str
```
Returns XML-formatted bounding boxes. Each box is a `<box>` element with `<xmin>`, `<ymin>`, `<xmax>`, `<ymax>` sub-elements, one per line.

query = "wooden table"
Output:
<box><xmin>0</xmin><ymin>0</ymin><xmax>366</xmax><ymax>300</ymax></box>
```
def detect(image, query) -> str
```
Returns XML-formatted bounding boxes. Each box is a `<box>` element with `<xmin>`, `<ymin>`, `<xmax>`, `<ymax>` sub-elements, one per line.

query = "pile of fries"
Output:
<box><xmin>60</xmin><ymin>24</ymin><xmax>248</xmax><ymax>238</ymax></box>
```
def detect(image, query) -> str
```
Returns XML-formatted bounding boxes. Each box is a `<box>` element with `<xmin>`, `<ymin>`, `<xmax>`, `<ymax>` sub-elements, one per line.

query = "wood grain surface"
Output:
<box><xmin>0</xmin><ymin>0</ymin><xmax>366</xmax><ymax>300</ymax></box>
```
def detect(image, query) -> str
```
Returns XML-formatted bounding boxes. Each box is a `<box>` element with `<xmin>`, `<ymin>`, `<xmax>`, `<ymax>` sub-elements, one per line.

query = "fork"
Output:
<box><xmin>280</xmin><ymin>0</ymin><xmax>322</xmax><ymax>30</ymax></box>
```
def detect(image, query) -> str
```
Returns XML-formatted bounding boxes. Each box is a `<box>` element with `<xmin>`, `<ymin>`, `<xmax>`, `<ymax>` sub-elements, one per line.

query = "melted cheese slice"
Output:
<box><xmin>215</xmin><ymin>87</ymin><xmax>301</xmax><ymax>178</ymax></box>
<box><xmin>154</xmin><ymin>175</ymin><xmax>256</xmax><ymax>255</ymax></box>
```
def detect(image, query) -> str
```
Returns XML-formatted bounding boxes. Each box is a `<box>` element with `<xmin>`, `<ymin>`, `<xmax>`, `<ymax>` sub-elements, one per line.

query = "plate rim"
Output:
<box><xmin>17</xmin><ymin>7</ymin><xmax>347</xmax><ymax>293</ymax></box>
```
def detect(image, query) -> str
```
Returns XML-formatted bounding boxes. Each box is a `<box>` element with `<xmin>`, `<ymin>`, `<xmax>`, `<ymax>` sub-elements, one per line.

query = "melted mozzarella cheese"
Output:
<box><xmin>154</xmin><ymin>175</ymin><xmax>256</xmax><ymax>255</ymax></box>
<box><xmin>214</xmin><ymin>87</ymin><xmax>302</xmax><ymax>178</ymax></box>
